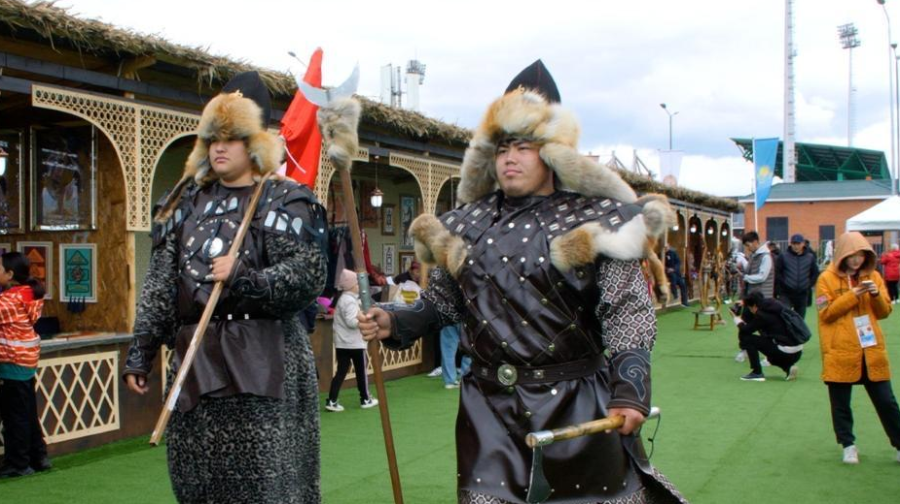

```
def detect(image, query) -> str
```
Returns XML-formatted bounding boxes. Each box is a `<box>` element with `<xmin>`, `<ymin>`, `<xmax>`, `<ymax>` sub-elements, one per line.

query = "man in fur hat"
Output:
<box><xmin>123</xmin><ymin>71</ymin><xmax>329</xmax><ymax>503</ymax></box>
<box><xmin>359</xmin><ymin>60</ymin><xmax>686</xmax><ymax>503</ymax></box>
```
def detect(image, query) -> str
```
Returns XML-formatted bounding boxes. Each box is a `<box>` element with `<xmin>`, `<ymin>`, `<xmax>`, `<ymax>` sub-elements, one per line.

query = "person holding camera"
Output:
<box><xmin>733</xmin><ymin>291</ymin><xmax>803</xmax><ymax>382</ymax></box>
<box><xmin>816</xmin><ymin>231</ymin><xmax>900</xmax><ymax>464</ymax></box>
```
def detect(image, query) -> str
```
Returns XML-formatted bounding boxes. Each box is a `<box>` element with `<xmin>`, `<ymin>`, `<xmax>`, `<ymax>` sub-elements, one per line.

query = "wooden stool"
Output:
<box><xmin>693</xmin><ymin>310</ymin><xmax>721</xmax><ymax>330</ymax></box>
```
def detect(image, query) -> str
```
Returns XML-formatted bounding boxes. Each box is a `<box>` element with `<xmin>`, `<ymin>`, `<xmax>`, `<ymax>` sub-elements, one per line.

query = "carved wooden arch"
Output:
<box><xmin>31</xmin><ymin>85</ymin><xmax>199</xmax><ymax>231</ymax></box>
<box><xmin>388</xmin><ymin>153</ymin><xmax>460</xmax><ymax>215</ymax></box>
<box><xmin>312</xmin><ymin>145</ymin><xmax>370</xmax><ymax>206</ymax></box>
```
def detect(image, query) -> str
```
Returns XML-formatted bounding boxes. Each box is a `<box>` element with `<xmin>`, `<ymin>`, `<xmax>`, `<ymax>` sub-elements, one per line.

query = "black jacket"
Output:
<box><xmin>741</xmin><ymin>298</ymin><xmax>793</xmax><ymax>346</ymax></box>
<box><xmin>776</xmin><ymin>247</ymin><xmax>819</xmax><ymax>294</ymax></box>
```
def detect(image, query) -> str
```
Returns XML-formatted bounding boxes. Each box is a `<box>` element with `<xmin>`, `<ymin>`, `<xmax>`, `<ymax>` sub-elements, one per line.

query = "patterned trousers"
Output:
<box><xmin>458</xmin><ymin>487</ymin><xmax>651</xmax><ymax>504</ymax></box>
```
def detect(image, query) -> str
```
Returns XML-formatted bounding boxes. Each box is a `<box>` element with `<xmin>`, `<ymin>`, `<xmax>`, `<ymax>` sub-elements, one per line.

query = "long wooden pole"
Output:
<box><xmin>149</xmin><ymin>172</ymin><xmax>274</xmax><ymax>446</ymax></box>
<box><xmin>337</xmin><ymin>168</ymin><xmax>404</xmax><ymax>504</ymax></box>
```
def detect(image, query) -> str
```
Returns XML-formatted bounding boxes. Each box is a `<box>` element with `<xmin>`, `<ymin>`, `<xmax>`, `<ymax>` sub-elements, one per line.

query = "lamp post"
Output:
<box><xmin>660</xmin><ymin>103</ymin><xmax>678</xmax><ymax>150</ymax></box>
<box><xmin>878</xmin><ymin>0</ymin><xmax>898</xmax><ymax>195</ymax></box>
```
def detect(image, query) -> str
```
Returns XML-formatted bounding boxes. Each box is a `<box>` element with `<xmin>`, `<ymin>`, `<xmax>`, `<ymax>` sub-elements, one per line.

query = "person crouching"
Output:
<box><xmin>734</xmin><ymin>291</ymin><xmax>803</xmax><ymax>382</ymax></box>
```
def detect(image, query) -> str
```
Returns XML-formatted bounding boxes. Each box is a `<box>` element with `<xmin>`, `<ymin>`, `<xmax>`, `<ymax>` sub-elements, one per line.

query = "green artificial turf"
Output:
<box><xmin>2</xmin><ymin>305</ymin><xmax>899</xmax><ymax>503</ymax></box>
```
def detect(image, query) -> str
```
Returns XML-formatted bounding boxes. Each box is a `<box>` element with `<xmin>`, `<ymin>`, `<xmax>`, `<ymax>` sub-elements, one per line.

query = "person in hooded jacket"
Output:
<box><xmin>0</xmin><ymin>252</ymin><xmax>50</xmax><ymax>477</ymax></box>
<box><xmin>816</xmin><ymin>231</ymin><xmax>900</xmax><ymax>465</ymax></box>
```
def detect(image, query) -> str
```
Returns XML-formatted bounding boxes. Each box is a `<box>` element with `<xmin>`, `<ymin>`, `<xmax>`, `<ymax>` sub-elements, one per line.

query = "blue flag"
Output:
<box><xmin>753</xmin><ymin>138</ymin><xmax>779</xmax><ymax>210</ymax></box>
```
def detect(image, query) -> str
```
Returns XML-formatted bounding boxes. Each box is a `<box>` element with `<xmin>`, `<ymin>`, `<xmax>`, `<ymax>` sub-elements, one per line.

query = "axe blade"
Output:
<box><xmin>526</xmin><ymin>445</ymin><xmax>552</xmax><ymax>504</ymax></box>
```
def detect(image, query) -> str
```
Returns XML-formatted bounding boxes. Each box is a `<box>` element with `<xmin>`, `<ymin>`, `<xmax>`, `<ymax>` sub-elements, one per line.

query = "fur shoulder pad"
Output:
<box><xmin>408</xmin><ymin>195</ymin><xmax>501</xmax><ymax>278</ymax></box>
<box><xmin>549</xmin><ymin>192</ymin><xmax>674</xmax><ymax>271</ymax></box>
<box><xmin>257</xmin><ymin>178</ymin><xmax>327</xmax><ymax>249</ymax></box>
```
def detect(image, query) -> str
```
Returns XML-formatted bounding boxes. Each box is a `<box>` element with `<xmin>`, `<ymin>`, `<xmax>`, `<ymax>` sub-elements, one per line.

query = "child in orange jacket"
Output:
<box><xmin>0</xmin><ymin>252</ymin><xmax>49</xmax><ymax>478</ymax></box>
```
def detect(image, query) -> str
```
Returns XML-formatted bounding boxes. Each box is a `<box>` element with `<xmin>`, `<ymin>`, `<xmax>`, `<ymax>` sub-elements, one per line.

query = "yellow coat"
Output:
<box><xmin>816</xmin><ymin>232</ymin><xmax>893</xmax><ymax>383</ymax></box>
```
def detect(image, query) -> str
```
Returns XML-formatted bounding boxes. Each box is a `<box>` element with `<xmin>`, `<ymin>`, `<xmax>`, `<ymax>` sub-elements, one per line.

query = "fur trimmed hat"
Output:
<box><xmin>183</xmin><ymin>71</ymin><xmax>283</xmax><ymax>185</ymax></box>
<box><xmin>457</xmin><ymin>60</ymin><xmax>636</xmax><ymax>206</ymax></box>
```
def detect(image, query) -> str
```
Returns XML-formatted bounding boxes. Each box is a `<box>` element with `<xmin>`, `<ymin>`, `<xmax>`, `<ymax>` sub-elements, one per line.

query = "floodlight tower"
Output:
<box><xmin>838</xmin><ymin>23</ymin><xmax>861</xmax><ymax>147</ymax></box>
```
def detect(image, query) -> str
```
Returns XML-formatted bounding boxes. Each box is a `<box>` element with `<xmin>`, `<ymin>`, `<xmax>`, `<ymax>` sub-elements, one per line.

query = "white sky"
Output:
<box><xmin>48</xmin><ymin>0</ymin><xmax>900</xmax><ymax>196</ymax></box>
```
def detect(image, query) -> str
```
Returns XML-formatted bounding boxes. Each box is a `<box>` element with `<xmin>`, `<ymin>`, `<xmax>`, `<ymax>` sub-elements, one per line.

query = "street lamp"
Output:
<box><xmin>878</xmin><ymin>0</ymin><xmax>899</xmax><ymax>195</ymax></box>
<box><xmin>660</xmin><ymin>103</ymin><xmax>679</xmax><ymax>150</ymax></box>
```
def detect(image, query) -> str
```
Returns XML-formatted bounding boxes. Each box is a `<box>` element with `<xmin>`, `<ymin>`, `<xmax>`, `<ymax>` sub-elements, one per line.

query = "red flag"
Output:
<box><xmin>281</xmin><ymin>48</ymin><xmax>323</xmax><ymax>187</ymax></box>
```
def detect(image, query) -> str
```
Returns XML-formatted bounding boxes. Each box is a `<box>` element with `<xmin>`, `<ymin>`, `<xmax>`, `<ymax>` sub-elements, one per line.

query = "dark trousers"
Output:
<box><xmin>887</xmin><ymin>280</ymin><xmax>898</xmax><ymax>302</ymax></box>
<box><xmin>778</xmin><ymin>289</ymin><xmax>809</xmax><ymax>318</ymax></box>
<box><xmin>738</xmin><ymin>330</ymin><xmax>802</xmax><ymax>375</ymax></box>
<box><xmin>826</xmin><ymin>360</ymin><xmax>900</xmax><ymax>449</ymax></box>
<box><xmin>0</xmin><ymin>377</ymin><xmax>48</xmax><ymax>470</ymax></box>
<box><xmin>327</xmin><ymin>348</ymin><xmax>370</xmax><ymax>403</ymax></box>
<box><xmin>668</xmin><ymin>272</ymin><xmax>689</xmax><ymax>305</ymax></box>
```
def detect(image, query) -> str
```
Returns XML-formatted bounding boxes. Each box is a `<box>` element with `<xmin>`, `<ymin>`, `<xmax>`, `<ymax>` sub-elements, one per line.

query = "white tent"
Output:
<box><xmin>846</xmin><ymin>195</ymin><xmax>900</xmax><ymax>232</ymax></box>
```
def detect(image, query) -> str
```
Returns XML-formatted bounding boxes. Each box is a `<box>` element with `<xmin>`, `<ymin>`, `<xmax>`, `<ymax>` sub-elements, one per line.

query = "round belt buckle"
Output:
<box><xmin>497</xmin><ymin>364</ymin><xmax>518</xmax><ymax>386</ymax></box>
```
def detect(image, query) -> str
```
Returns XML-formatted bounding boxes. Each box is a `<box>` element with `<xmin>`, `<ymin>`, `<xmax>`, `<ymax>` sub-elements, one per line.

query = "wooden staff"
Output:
<box><xmin>149</xmin><ymin>172</ymin><xmax>274</xmax><ymax>446</ymax></box>
<box><xmin>337</xmin><ymin>166</ymin><xmax>404</xmax><ymax>503</ymax></box>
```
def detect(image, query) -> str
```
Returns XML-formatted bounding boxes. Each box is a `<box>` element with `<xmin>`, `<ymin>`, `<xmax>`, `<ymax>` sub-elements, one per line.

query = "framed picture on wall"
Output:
<box><xmin>399</xmin><ymin>195</ymin><xmax>417</xmax><ymax>249</ymax></box>
<box><xmin>399</xmin><ymin>252</ymin><xmax>416</xmax><ymax>275</ymax></box>
<box><xmin>383</xmin><ymin>244</ymin><xmax>397</xmax><ymax>276</ymax></box>
<box><xmin>0</xmin><ymin>129</ymin><xmax>25</xmax><ymax>234</ymax></box>
<box><xmin>31</xmin><ymin>124</ymin><xmax>97</xmax><ymax>231</ymax></box>
<box><xmin>359</xmin><ymin>180</ymin><xmax>379</xmax><ymax>227</ymax></box>
<box><xmin>59</xmin><ymin>243</ymin><xmax>98</xmax><ymax>303</ymax></box>
<box><xmin>17</xmin><ymin>241</ymin><xmax>53</xmax><ymax>300</ymax></box>
<box><xmin>382</xmin><ymin>204</ymin><xmax>395</xmax><ymax>235</ymax></box>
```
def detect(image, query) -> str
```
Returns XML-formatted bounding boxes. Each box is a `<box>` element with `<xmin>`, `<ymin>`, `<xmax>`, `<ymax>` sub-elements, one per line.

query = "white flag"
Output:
<box><xmin>658</xmin><ymin>150</ymin><xmax>683</xmax><ymax>186</ymax></box>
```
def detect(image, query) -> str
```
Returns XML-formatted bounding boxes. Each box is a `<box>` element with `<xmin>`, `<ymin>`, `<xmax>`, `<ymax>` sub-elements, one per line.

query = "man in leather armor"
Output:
<box><xmin>123</xmin><ymin>72</ymin><xmax>328</xmax><ymax>503</ymax></box>
<box><xmin>359</xmin><ymin>61</ymin><xmax>686</xmax><ymax>504</ymax></box>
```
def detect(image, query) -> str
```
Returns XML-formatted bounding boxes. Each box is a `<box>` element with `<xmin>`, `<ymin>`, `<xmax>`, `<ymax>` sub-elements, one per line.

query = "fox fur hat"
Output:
<box><xmin>457</xmin><ymin>60</ymin><xmax>636</xmax><ymax>205</ymax></box>
<box><xmin>183</xmin><ymin>71</ymin><xmax>283</xmax><ymax>185</ymax></box>
<box><xmin>412</xmin><ymin>60</ymin><xmax>673</xmax><ymax>276</ymax></box>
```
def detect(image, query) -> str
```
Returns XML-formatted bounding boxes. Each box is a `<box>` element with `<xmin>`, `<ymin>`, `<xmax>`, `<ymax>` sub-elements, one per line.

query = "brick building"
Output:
<box><xmin>738</xmin><ymin>179</ymin><xmax>896</xmax><ymax>245</ymax></box>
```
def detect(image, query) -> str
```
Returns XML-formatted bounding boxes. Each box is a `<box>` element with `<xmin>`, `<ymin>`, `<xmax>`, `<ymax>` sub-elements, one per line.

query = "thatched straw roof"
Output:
<box><xmin>618</xmin><ymin>170</ymin><xmax>741</xmax><ymax>213</ymax></box>
<box><xmin>0</xmin><ymin>0</ymin><xmax>472</xmax><ymax>144</ymax></box>
<box><xmin>0</xmin><ymin>0</ymin><xmax>739</xmax><ymax>212</ymax></box>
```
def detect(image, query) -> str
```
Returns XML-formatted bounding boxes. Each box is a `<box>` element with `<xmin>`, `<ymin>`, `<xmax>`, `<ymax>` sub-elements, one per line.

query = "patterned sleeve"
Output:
<box><xmin>380</xmin><ymin>266</ymin><xmax>465</xmax><ymax>350</ymax></box>
<box><xmin>124</xmin><ymin>234</ymin><xmax>179</xmax><ymax>377</ymax></box>
<box><xmin>595</xmin><ymin>258</ymin><xmax>655</xmax><ymax>415</ymax></box>
<box><xmin>421</xmin><ymin>266</ymin><xmax>466</xmax><ymax>327</ymax></box>
<box><xmin>230</xmin><ymin>234</ymin><xmax>328</xmax><ymax>317</ymax></box>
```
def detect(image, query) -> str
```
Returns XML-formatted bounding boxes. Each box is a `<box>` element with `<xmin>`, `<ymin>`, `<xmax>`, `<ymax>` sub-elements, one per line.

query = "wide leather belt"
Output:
<box><xmin>472</xmin><ymin>354</ymin><xmax>606</xmax><ymax>386</ymax></box>
<box><xmin>181</xmin><ymin>313</ymin><xmax>272</xmax><ymax>324</ymax></box>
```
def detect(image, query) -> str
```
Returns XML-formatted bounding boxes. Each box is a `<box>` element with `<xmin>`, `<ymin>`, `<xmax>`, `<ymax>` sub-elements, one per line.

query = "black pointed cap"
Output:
<box><xmin>504</xmin><ymin>59</ymin><xmax>561</xmax><ymax>104</ymax></box>
<box><xmin>222</xmin><ymin>71</ymin><xmax>272</xmax><ymax>126</ymax></box>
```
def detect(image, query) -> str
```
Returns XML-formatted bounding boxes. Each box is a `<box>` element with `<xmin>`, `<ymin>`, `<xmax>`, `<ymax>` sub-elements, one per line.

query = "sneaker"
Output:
<box><xmin>761</xmin><ymin>357</ymin><xmax>771</xmax><ymax>367</ymax></box>
<box><xmin>324</xmin><ymin>400</ymin><xmax>344</xmax><ymax>412</ymax></box>
<box><xmin>843</xmin><ymin>445</ymin><xmax>859</xmax><ymax>464</ymax></box>
<box><xmin>444</xmin><ymin>383</ymin><xmax>459</xmax><ymax>389</ymax></box>
<box><xmin>740</xmin><ymin>372</ymin><xmax>766</xmax><ymax>382</ymax></box>
<box><xmin>785</xmin><ymin>365</ymin><xmax>799</xmax><ymax>382</ymax></box>
<box><xmin>360</xmin><ymin>398</ymin><xmax>379</xmax><ymax>409</ymax></box>
<box><xmin>681</xmin><ymin>303</ymin><xmax>690</xmax><ymax>308</ymax></box>
<box><xmin>0</xmin><ymin>465</ymin><xmax>35</xmax><ymax>478</ymax></box>
<box><xmin>735</xmin><ymin>350</ymin><xmax>746</xmax><ymax>363</ymax></box>
<box><xmin>427</xmin><ymin>367</ymin><xmax>442</xmax><ymax>378</ymax></box>
<box><xmin>31</xmin><ymin>457</ymin><xmax>52</xmax><ymax>472</ymax></box>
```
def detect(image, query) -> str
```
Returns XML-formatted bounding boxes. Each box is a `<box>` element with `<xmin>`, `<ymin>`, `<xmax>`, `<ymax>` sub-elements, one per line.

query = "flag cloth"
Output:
<box><xmin>658</xmin><ymin>150</ymin><xmax>683</xmax><ymax>186</ymax></box>
<box><xmin>281</xmin><ymin>48</ymin><xmax>323</xmax><ymax>186</ymax></box>
<box><xmin>753</xmin><ymin>137</ymin><xmax>779</xmax><ymax>210</ymax></box>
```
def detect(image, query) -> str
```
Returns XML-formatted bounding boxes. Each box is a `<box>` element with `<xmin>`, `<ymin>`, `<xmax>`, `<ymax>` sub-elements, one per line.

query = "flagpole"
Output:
<box><xmin>752</xmin><ymin>138</ymin><xmax>759</xmax><ymax>232</ymax></box>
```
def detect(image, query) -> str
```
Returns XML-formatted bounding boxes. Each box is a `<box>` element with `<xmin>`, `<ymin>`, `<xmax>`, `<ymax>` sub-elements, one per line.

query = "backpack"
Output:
<box><xmin>779</xmin><ymin>308</ymin><xmax>812</xmax><ymax>345</ymax></box>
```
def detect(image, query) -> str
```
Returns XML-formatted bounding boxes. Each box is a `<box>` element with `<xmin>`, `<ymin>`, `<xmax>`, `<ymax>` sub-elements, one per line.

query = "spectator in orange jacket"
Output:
<box><xmin>0</xmin><ymin>252</ymin><xmax>49</xmax><ymax>478</ymax></box>
<box><xmin>816</xmin><ymin>232</ymin><xmax>900</xmax><ymax>465</ymax></box>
